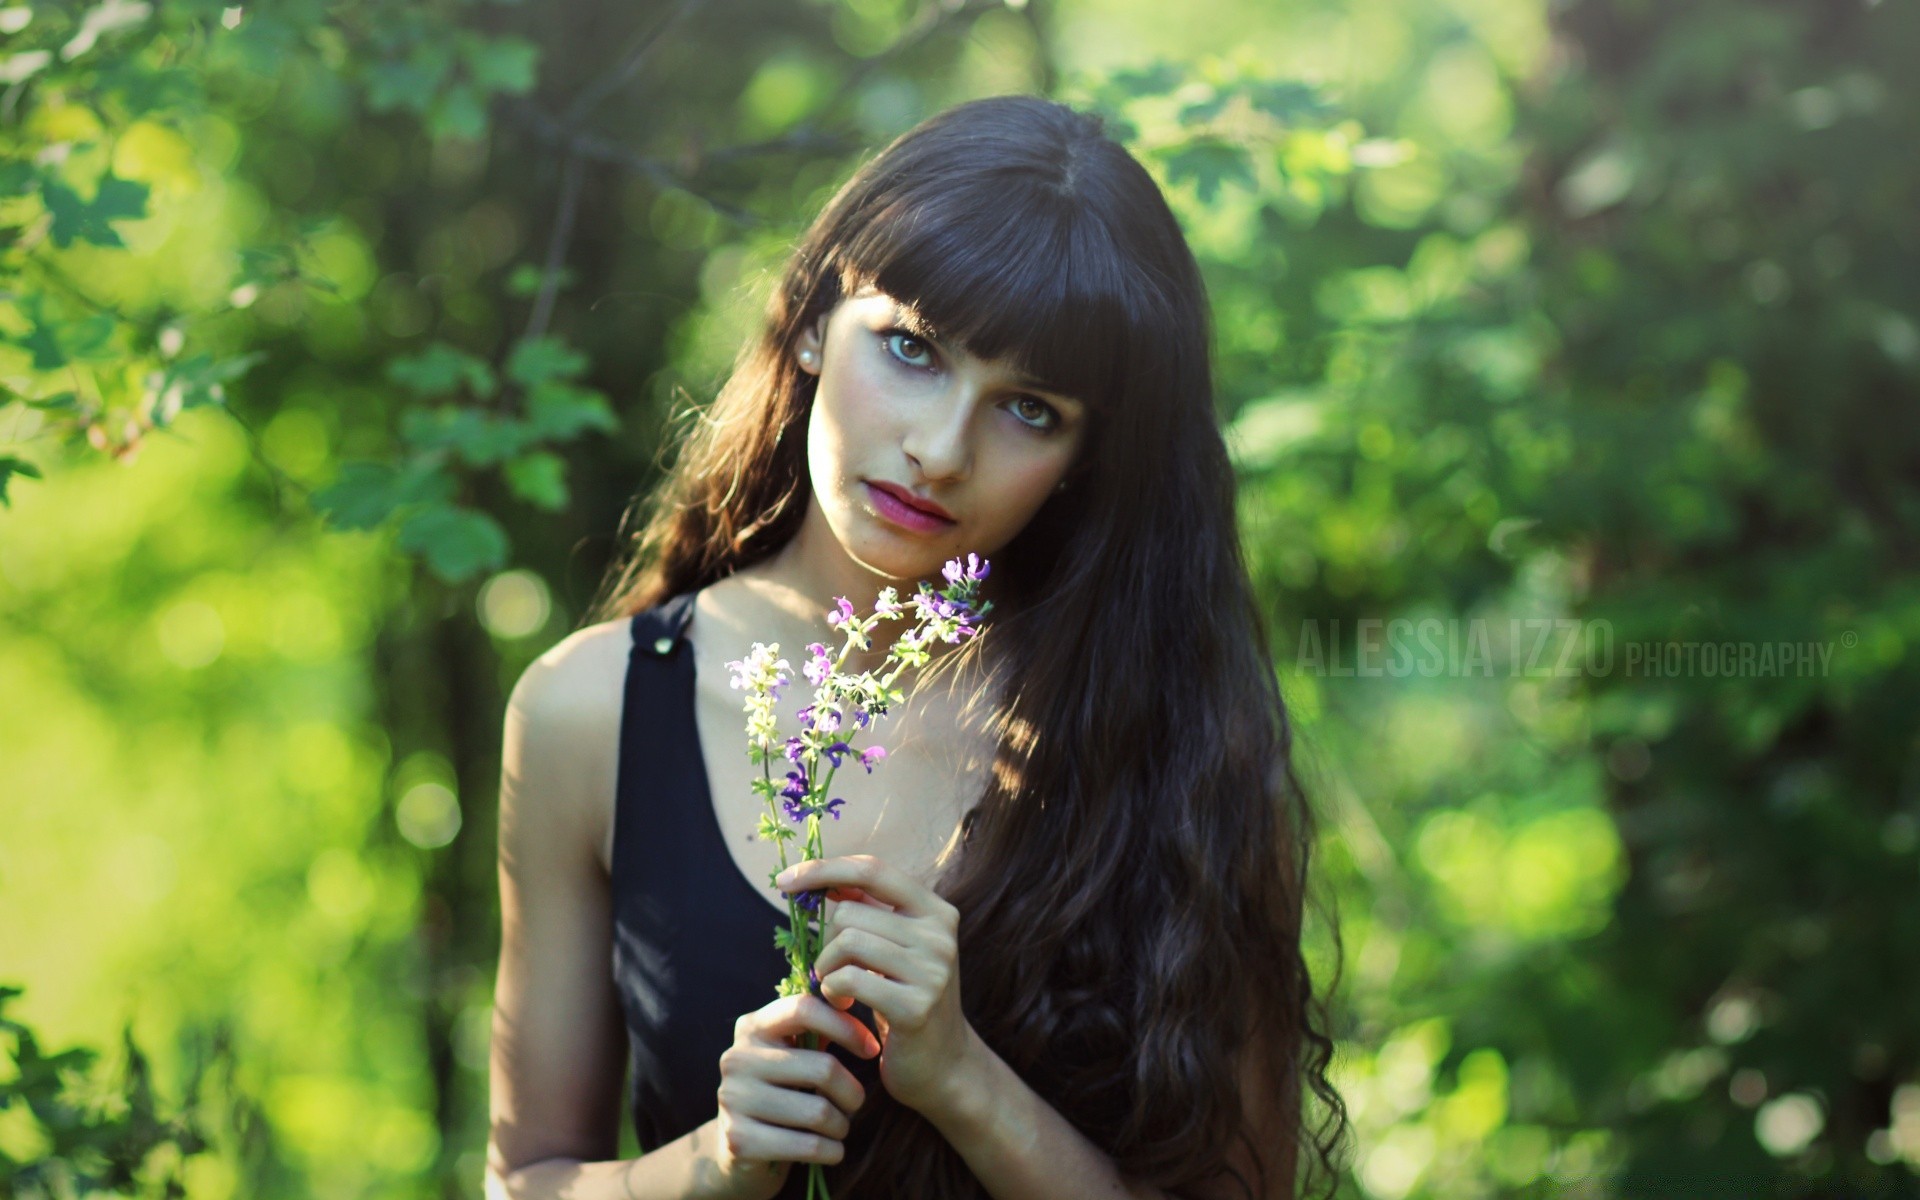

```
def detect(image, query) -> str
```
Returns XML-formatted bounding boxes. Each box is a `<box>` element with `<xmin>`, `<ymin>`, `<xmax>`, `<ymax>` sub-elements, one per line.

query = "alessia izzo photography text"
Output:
<box><xmin>1290</xmin><ymin>618</ymin><xmax>1848</xmax><ymax>679</ymax></box>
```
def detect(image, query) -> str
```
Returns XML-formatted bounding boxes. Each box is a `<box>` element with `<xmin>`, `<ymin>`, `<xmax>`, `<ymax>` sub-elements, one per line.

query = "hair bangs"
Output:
<box><xmin>836</xmin><ymin>184</ymin><xmax>1154</xmax><ymax>414</ymax></box>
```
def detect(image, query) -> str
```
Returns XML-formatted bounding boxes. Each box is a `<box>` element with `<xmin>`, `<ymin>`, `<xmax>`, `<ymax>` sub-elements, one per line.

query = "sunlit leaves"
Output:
<box><xmin>524</xmin><ymin>382</ymin><xmax>617</xmax><ymax>440</ymax></box>
<box><xmin>503</xmin><ymin>451</ymin><xmax>568</xmax><ymax>511</ymax></box>
<box><xmin>397</xmin><ymin>501</ymin><xmax>509</xmax><ymax>583</ymax></box>
<box><xmin>312</xmin><ymin>332</ymin><xmax>613</xmax><ymax>575</ymax></box>
<box><xmin>0</xmin><ymin>456</ymin><xmax>40</xmax><ymax>506</ymax></box>
<box><xmin>505</xmin><ymin>334</ymin><xmax>588</xmax><ymax>387</ymax></box>
<box><xmin>311</xmin><ymin>459</ymin><xmax>456</xmax><ymax>531</ymax></box>
<box><xmin>0</xmin><ymin>984</ymin><xmax>225</xmax><ymax>1197</ymax></box>
<box><xmin>1160</xmin><ymin>138</ymin><xmax>1255</xmax><ymax>205</ymax></box>
<box><xmin>141</xmin><ymin>351</ymin><xmax>268</xmax><ymax>427</ymax></box>
<box><xmin>362</xmin><ymin>24</ymin><xmax>542</xmax><ymax>140</ymax></box>
<box><xmin>363</xmin><ymin>42</ymin><xmax>454</xmax><ymax>117</ymax></box>
<box><xmin>399</xmin><ymin>405</ymin><xmax>535</xmax><ymax>467</ymax></box>
<box><xmin>387</xmin><ymin>342</ymin><xmax>499</xmax><ymax>399</ymax></box>
<box><xmin>460</xmin><ymin>34</ymin><xmax>539</xmax><ymax>96</ymax></box>
<box><xmin>39</xmin><ymin>171</ymin><xmax>149</xmax><ymax>249</ymax></box>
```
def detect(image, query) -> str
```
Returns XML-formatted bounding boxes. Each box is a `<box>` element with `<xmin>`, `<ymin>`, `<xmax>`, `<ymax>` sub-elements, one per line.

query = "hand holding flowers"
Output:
<box><xmin>774</xmin><ymin>853</ymin><xmax>981</xmax><ymax>1122</ymax></box>
<box><xmin>722</xmin><ymin>554</ymin><xmax>992</xmax><ymax>1199</ymax></box>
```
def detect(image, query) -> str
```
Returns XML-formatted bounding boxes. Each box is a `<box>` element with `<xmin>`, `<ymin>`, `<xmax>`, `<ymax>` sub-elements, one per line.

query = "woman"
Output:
<box><xmin>485</xmin><ymin>94</ymin><xmax>1347</xmax><ymax>1200</ymax></box>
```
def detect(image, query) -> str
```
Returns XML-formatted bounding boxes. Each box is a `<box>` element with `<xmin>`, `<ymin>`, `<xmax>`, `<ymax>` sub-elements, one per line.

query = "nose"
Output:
<box><xmin>900</xmin><ymin>381</ymin><xmax>975</xmax><ymax>482</ymax></box>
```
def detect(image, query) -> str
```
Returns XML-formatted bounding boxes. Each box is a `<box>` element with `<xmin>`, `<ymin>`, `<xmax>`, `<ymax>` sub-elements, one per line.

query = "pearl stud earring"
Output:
<box><xmin>798</xmin><ymin>348</ymin><xmax>816</xmax><ymax>367</ymax></box>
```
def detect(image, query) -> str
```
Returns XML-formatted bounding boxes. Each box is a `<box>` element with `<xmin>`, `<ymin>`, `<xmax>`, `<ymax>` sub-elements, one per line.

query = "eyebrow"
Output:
<box><xmin>889</xmin><ymin>304</ymin><xmax>1085</xmax><ymax>407</ymax></box>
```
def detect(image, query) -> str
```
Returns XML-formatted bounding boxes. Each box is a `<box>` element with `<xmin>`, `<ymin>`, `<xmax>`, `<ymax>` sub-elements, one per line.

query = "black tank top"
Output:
<box><xmin>610</xmin><ymin>590</ymin><xmax>883</xmax><ymax>1197</ymax></box>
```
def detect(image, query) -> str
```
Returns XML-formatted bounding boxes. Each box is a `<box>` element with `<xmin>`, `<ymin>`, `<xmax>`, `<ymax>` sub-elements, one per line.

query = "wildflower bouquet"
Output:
<box><xmin>723</xmin><ymin>554</ymin><xmax>991</xmax><ymax>1198</ymax></box>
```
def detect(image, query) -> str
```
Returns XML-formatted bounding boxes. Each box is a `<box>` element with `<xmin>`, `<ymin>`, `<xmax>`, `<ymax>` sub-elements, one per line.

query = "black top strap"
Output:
<box><xmin>627</xmin><ymin>590</ymin><xmax>697</xmax><ymax>659</ymax></box>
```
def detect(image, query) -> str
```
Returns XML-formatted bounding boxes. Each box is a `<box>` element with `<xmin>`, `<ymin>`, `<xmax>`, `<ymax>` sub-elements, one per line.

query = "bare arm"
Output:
<box><xmin>484</xmin><ymin>622</ymin><xmax>871</xmax><ymax>1200</ymax></box>
<box><xmin>928</xmin><ymin>1026</ymin><xmax>1298</xmax><ymax>1200</ymax></box>
<box><xmin>483</xmin><ymin>622</ymin><xmax>726</xmax><ymax>1199</ymax></box>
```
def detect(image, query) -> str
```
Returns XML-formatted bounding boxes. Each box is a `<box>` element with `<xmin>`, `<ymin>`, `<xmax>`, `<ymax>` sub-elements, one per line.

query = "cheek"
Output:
<box><xmin>806</xmin><ymin>359</ymin><xmax>888</xmax><ymax>486</ymax></box>
<box><xmin>981</xmin><ymin>448</ymin><xmax>1073</xmax><ymax>523</ymax></box>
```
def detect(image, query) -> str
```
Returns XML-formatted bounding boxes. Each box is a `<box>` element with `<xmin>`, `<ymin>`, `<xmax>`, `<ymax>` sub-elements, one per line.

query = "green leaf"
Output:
<box><xmin>525</xmin><ymin>382</ymin><xmax>618</xmax><ymax>441</ymax></box>
<box><xmin>464</xmin><ymin>35</ymin><xmax>539</xmax><ymax>95</ymax></box>
<box><xmin>506</xmin><ymin>336</ymin><xmax>590</xmax><ymax>387</ymax></box>
<box><xmin>1243</xmin><ymin>79</ymin><xmax>1333</xmax><ymax>124</ymax></box>
<box><xmin>152</xmin><ymin>351</ymin><xmax>268</xmax><ymax>416</ymax></box>
<box><xmin>0</xmin><ymin>456</ymin><xmax>41</xmax><ymax>507</ymax></box>
<box><xmin>363</xmin><ymin>38</ymin><xmax>457</xmax><ymax>115</ymax></box>
<box><xmin>6</xmin><ymin>297</ymin><xmax>116</xmax><ymax>371</ymax></box>
<box><xmin>16</xmin><ymin>314</ymin><xmax>67</xmax><ymax>370</ymax></box>
<box><xmin>430</xmin><ymin>83</ymin><xmax>488</xmax><ymax>141</ymax></box>
<box><xmin>311</xmin><ymin>459</ymin><xmax>456</xmax><ymax>530</ymax></box>
<box><xmin>401</xmin><ymin>406</ymin><xmax>533</xmax><ymax>467</ymax></box>
<box><xmin>398</xmin><ymin>502</ymin><xmax>509</xmax><ymax>583</ymax></box>
<box><xmin>39</xmin><ymin>171</ymin><xmax>150</xmax><ymax>249</ymax></box>
<box><xmin>0</xmin><ymin>158</ymin><xmax>38</xmax><ymax>196</ymax></box>
<box><xmin>387</xmin><ymin>342</ymin><xmax>497</xmax><ymax>398</ymax></box>
<box><xmin>505</xmin><ymin>263</ymin><xmax>574</xmax><ymax>297</ymax></box>
<box><xmin>1106</xmin><ymin>61</ymin><xmax>1184</xmax><ymax>100</ymax></box>
<box><xmin>1179</xmin><ymin>92</ymin><xmax>1231</xmax><ymax>123</ymax></box>
<box><xmin>503</xmin><ymin>451</ymin><xmax>568</xmax><ymax>511</ymax></box>
<box><xmin>1161</xmin><ymin>140</ymin><xmax>1256</xmax><ymax>204</ymax></box>
<box><xmin>63</xmin><ymin>312</ymin><xmax>118</xmax><ymax>361</ymax></box>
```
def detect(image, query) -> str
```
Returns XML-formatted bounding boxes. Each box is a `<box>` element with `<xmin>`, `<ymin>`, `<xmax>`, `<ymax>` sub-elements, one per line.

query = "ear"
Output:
<box><xmin>794</xmin><ymin>314</ymin><xmax>827</xmax><ymax>375</ymax></box>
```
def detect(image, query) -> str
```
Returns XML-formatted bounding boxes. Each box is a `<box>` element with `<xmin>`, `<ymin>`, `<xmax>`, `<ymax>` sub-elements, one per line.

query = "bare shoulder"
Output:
<box><xmin>512</xmin><ymin>615</ymin><xmax>635</xmax><ymax>718</ymax></box>
<box><xmin>504</xmin><ymin>615</ymin><xmax>637</xmax><ymax>876</ymax></box>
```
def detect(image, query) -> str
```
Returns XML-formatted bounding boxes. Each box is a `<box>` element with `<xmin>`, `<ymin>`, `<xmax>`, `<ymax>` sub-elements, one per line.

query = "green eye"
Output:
<box><xmin>1009</xmin><ymin>396</ymin><xmax>1061</xmax><ymax>432</ymax></box>
<box><xmin>882</xmin><ymin>330</ymin><xmax>935</xmax><ymax>369</ymax></box>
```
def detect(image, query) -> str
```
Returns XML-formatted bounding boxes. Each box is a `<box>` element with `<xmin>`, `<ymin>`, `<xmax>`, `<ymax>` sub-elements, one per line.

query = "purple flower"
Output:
<box><xmin>854</xmin><ymin>707</ymin><xmax>870</xmax><ymax>729</ymax></box>
<box><xmin>782</xmin><ymin>797</ymin><xmax>808</xmax><ymax>822</ymax></box>
<box><xmin>796</xmin><ymin>704</ymin><xmax>815</xmax><ymax>728</ymax></box>
<box><xmin>804</xmin><ymin>642</ymin><xmax>832</xmax><ymax>687</ymax></box>
<box><xmin>780</xmin><ymin>769</ymin><xmax>809</xmax><ymax>802</ymax></box>
<box><xmin>857</xmin><ymin>745</ymin><xmax>887</xmax><ymax>772</ymax></box>
<box><xmin>822</xmin><ymin>741</ymin><xmax>853</xmax><ymax>768</ymax></box>
<box><xmin>823</xmin><ymin>797</ymin><xmax>846</xmax><ymax>820</ymax></box>
<box><xmin>825</xmin><ymin>597</ymin><xmax>856</xmax><ymax>631</ymax></box>
<box><xmin>943</xmin><ymin>553</ymin><xmax>989</xmax><ymax>586</ymax></box>
<box><xmin>791</xmin><ymin>889</ymin><xmax>824</xmax><ymax>914</ymax></box>
<box><xmin>807</xmin><ymin>963</ymin><xmax>824</xmax><ymax>996</ymax></box>
<box><xmin>783</xmin><ymin>737</ymin><xmax>806</xmax><ymax>764</ymax></box>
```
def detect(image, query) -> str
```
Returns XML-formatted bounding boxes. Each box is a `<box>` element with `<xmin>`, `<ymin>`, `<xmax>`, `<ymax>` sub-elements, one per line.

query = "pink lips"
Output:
<box><xmin>865</xmin><ymin>481</ymin><xmax>956</xmax><ymax>533</ymax></box>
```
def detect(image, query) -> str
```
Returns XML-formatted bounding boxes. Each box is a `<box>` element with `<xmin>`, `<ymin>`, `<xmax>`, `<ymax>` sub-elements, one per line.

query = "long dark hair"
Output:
<box><xmin>587</xmin><ymin>94</ymin><xmax>1349</xmax><ymax>1199</ymax></box>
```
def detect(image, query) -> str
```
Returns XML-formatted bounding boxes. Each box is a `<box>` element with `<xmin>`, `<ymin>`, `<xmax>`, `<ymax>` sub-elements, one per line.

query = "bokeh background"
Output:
<box><xmin>3</xmin><ymin>0</ymin><xmax>1916</xmax><ymax>1196</ymax></box>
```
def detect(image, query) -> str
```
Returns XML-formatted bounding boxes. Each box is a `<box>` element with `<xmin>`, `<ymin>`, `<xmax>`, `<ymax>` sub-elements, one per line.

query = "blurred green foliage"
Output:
<box><xmin>0</xmin><ymin>985</ymin><xmax>247</xmax><ymax>1198</ymax></box>
<box><xmin>1</xmin><ymin>0</ymin><xmax>1914</xmax><ymax>1197</ymax></box>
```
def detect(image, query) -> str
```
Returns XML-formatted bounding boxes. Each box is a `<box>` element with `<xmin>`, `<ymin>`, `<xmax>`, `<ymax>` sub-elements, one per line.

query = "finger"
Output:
<box><xmin>721</xmin><ymin>1113</ymin><xmax>845</xmax><ymax>1167</ymax></box>
<box><xmin>824</xmin><ymin>896</ymin><xmax>923</xmax><ymax>948</ymax></box>
<box><xmin>778</xmin><ymin>855</ymin><xmax>954</xmax><ymax>922</ymax></box>
<box><xmin>724</xmin><ymin>1043</ymin><xmax>867</xmax><ymax>1116</ymax></box>
<box><xmin>815</xmin><ymin>925</ymin><xmax>929</xmax><ymax>988</ymax></box>
<box><xmin>818</xmin><ymin>964</ymin><xmax>927</xmax><ymax>1028</ymax></box>
<box><xmin>824</xmin><ymin>885</ymin><xmax>881</xmax><ymax>908</ymax></box>
<box><xmin>742</xmin><ymin>993</ymin><xmax>880</xmax><ymax>1059</ymax></box>
<box><xmin>729</xmin><ymin>1076</ymin><xmax>853</xmax><ymax>1142</ymax></box>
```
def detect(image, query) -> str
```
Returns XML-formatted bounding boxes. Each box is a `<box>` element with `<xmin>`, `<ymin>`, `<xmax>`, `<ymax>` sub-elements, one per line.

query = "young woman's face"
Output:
<box><xmin>793</xmin><ymin>284</ymin><xmax>1090</xmax><ymax>588</ymax></box>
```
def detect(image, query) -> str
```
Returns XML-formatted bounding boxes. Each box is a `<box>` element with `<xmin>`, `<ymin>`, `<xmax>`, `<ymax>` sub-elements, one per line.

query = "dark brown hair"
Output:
<box><xmin>587</xmin><ymin>93</ymin><xmax>1348</xmax><ymax>1199</ymax></box>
